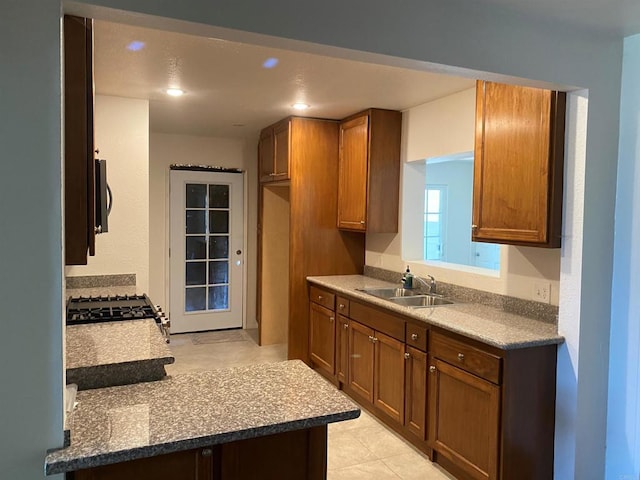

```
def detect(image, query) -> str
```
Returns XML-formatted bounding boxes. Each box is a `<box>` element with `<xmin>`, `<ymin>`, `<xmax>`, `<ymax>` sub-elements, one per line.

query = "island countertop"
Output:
<box><xmin>46</xmin><ymin>360</ymin><xmax>360</xmax><ymax>475</ymax></box>
<box><xmin>66</xmin><ymin>319</ymin><xmax>175</xmax><ymax>390</ymax></box>
<box><xmin>307</xmin><ymin>275</ymin><xmax>564</xmax><ymax>349</ymax></box>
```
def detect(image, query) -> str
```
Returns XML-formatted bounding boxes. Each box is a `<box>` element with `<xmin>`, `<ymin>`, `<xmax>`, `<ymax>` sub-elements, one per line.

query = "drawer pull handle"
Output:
<box><xmin>411</xmin><ymin>333</ymin><xmax>419</xmax><ymax>341</ymax></box>
<box><xmin>429</xmin><ymin>365</ymin><xmax>436</xmax><ymax>374</ymax></box>
<box><xmin>404</xmin><ymin>352</ymin><xmax>411</xmax><ymax>360</ymax></box>
<box><xmin>458</xmin><ymin>353</ymin><xmax>465</xmax><ymax>361</ymax></box>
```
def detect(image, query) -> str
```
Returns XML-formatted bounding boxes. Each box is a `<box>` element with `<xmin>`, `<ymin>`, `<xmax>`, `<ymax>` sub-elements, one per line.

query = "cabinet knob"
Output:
<box><xmin>329</xmin><ymin>316</ymin><xmax>334</xmax><ymax>322</ymax></box>
<box><xmin>372</xmin><ymin>337</ymin><xmax>378</xmax><ymax>343</ymax></box>
<box><xmin>471</xmin><ymin>224</ymin><xmax>478</xmax><ymax>231</ymax></box>
<box><xmin>343</xmin><ymin>323</ymin><xmax>349</xmax><ymax>330</ymax></box>
<box><xmin>404</xmin><ymin>352</ymin><xmax>411</xmax><ymax>360</ymax></box>
<box><xmin>201</xmin><ymin>448</ymin><xmax>213</xmax><ymax>457</ymax></box>
<box><xmin>458</xmin><ymin>353</ymin><xmax>465</xmax><ymax>361</ymax></box>
<box><xmin>368</xmin><ymin>335</ymin><xmax>374</xmax><ymax>342</ymax></box>
<box><xmin>429</xmin><ymin>365</ymin><xmax>436</xmax><ymax>373</ymax></box>
<box><xmin>411</xmin><ymin>333</ymin><xmax>419</xmax><ymax>341</ymax></box>
<box><xmin>339</xmin><ymin>303</ymin><xmax>346</xmax><ymax>309</ymax></box>
<box><xmin>318</xmin><ymin>295</ymin><xmax>323</xmax><ymax>300</ymax></box>
<box><xmin>360</xmin><ymin>221</ymin><xmax>365</xmax><ymax>224</ymax></box>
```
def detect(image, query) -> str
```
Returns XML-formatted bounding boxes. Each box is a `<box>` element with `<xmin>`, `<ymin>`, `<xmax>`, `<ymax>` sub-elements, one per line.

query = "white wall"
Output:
<box><xmin>391</xmin><ymin>90</ymin><xmax>561</xmax><ymax>305</ymax></box>
<box><xmin>66</xmin><ymin>95</ymin><xmax>150</xmax><ymax>292</ymax></box>
<box><xmin>606</xmin><ymin>34</ymin><xmax>640</xmax><ymax>480</ymax></box>
<box><xmin>149</xmin><ymin>133</ymin><xmax>258</xmax><ymax>328</ymax></box>
<box><xmin>4</xmin><ymin>0</ymin><xmax>626</xmax><ymax>477</ymax></box>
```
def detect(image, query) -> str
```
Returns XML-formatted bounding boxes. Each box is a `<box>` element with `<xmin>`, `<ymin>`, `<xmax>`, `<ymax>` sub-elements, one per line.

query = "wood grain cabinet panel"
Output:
<box><xmin>373</xmin><ymin>331</ymin><xmax>405</xmax><ymax>423</ymax></box>
<box><xmin>473</xmin><ymin>80</ymin><xmax>566</xmax><ymax>247</ymax></box>
<box><xmin>259</xmin><ymin>118</ymin><xmax>290</xmax><ymax>182</ymax></box>
<box><xmin>429</xmin><ymin>358</ymin><xmax>500</xmax><ymax>480</ymax></box>
<box><xmin>404</xmin><ymin>346</ymin><xmax>427</xmax><ymax>441</ymax></box>
<box><xmin>309</xmin><ymin>302</ymin><xmax>336</xmax><ymax>377</ymax></box>
<box><xmin>337</xmin><ymin>109</ymin><xmax>401</xmax><ymax>233</ymax></box>
<box><xmin>336</xmin><ymin>315</ymin><xmax>349</xmax><ymax>384</ymax></box>
<box><xmin>348</xmin><ymin>320</ymin><xmax>375</xmax><ymax>403</ymax></box>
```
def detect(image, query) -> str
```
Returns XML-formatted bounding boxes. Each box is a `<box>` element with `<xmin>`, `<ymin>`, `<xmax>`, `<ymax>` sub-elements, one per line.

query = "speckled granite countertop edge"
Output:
<box><xmin>46</xmin><ymin>412</ymin><xmax>356</xmax><ymax>475</ymax></box>
<box><xmin>307</xmin><ymin>275</ymin><xmax>564</xmax><ymax>350</ymax></box>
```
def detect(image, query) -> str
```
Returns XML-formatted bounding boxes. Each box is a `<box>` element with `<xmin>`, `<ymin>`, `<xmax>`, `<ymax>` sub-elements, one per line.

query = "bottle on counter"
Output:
<box><xmin>402</xmin><ymin>266</ymin><xmax>414</xmax><ymax>289</ymax></box>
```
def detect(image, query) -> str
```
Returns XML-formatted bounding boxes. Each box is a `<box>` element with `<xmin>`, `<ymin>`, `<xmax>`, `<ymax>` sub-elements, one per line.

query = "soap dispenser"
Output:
<box><xmin>402</xmin><ymin>266</ymin><xmax>414</xmax><ymax>289</ymax></box>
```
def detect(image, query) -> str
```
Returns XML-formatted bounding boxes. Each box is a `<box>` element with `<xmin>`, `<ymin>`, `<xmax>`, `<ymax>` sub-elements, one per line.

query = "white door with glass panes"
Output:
<box><xmin>169</xmin><ymin>170</ymin><xmax>244</xmax><ymax>333</ymax></box>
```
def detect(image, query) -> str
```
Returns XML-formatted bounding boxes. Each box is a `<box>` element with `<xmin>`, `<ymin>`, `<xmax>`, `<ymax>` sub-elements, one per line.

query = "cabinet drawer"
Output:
<box><xmin>349</xmin><ymin>301</ymin><xmax>405</xmax><ymax>342</ymax></box>
<box><xmin>309</xmin><ymin>286</ymin><xmax>335</xmax><ymax>310</ymax></box>
<box><xmin>405</xmin><ymin>323</ymin><xmax>427</xmax><ymax>352</ymax></box>
<box><xmin>336</xmin><ymin>296</ymin><xmax>350</xmax><ymax>317</ymax></box>
<box><xmin>430</xmin><ymin>331</ymin><xmax>501</xmax><ymax>384</ymax></box>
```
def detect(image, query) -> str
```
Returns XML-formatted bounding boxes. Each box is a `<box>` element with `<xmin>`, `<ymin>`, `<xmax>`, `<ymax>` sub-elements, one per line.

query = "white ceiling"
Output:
<box><xmin>93</xmin><ymin>21</ymin><xmax>475</xmax><ymax>139</ymax></box>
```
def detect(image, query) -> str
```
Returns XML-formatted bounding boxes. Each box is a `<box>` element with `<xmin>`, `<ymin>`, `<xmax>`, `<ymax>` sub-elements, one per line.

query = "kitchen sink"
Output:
<box><xmin>358</xmin><ymin>288</ymin><xmax>455</xmax><ymax>307</ymax></box>
<box><xmin>389</xmin><ymin>295</ymin><xmax>454</xmax><ymax>307</ymax></box>
<box><xmin>358</xmin><ymin>287</ymin><xmax>420</xmax><ymax>299</ymax></box>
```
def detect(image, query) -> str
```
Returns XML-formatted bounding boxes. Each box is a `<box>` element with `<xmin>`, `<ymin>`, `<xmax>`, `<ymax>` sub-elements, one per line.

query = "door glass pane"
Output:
<box><xmin>209</xmin><ymin>261</ymin><xmax>229</xmax><ymax>284</ymax></box>
<box><xmin>186</xmin><ymin>210</ymin><xmax>206</xmax><ymax>234</ymax></box>
<box><xmin>209</xmin><ymin>236</ymin><xmax>229</xmax><ymax>259</ymax></box>
<box><xmin>209</xmin><ymin>211</ymin><xmax>229</xmax><ymax>234</ymax></box>
<box><xmin>186</xmin><ymin>262</ymin><xmax>206</xmax><ymax>286</ymax></box>
<box><xmin>186</xmin><ymin>184</ymin><xmax>207</xmax><ymax>208</ymax></box>
<box><xmin>209</xmin><ymin>185</ymin><xmax>229</xmax><ymax>208</ymax></box>
<box><xmin>186</xmin><ymin>236</ymin><xmax>206</xmax><ymax>259</ymax></box>
<box><xmin>185</xmin><ymin>287</ymin><xmax>206</xmax><ymax>312</ymax></box>
<box><xmin>208</xmin><ymin>285</ymin><xmax>229</xmax><ymax>310</ymax></box>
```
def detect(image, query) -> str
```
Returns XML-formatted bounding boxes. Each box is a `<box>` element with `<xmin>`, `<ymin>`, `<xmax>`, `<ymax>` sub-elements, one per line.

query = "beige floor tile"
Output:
<box><xmin>382</xmin><ymin>450</ymin><xmax>456</xmax><ymax>480</ymax></box>
<box><xmin>327</xmin><ymin>459</ymin><xmax>402</xmax><ymax>480</ymax></box>
<box><xmin>349</xmin><ymin>424</ymin><xmax>413</xmax><ymax>459</ymax></box>
<box><xmin>327</xmin><ymin>430</ymin><xmax>378</xmax><ymax>470</ymax></box>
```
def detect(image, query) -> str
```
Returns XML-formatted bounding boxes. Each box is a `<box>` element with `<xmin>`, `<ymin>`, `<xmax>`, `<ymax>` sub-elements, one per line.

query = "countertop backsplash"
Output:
<box><xmin>364</xmin><ymin>265</ymin><xmax>559</xmax><ymax>325</ymax></box>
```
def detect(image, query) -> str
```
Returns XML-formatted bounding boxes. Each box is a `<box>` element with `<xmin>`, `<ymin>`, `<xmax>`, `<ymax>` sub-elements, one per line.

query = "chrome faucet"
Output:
<box><xmin>414</xmin><ymin>275</ymin><xmax>437</xmax><ymax>295</ymax></box>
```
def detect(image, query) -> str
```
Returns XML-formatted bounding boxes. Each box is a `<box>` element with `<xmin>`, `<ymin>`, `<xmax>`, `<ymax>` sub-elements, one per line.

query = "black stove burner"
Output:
<box><xmin>66</xmin><ymin>294</ymin><xmax>158</xmax><ymax>325</ymax></box>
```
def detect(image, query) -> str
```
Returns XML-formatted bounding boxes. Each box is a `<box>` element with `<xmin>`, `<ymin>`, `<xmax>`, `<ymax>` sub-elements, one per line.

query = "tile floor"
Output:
<box><xmin>166</xmin><ymin>329</ymin><xmax>456</xmax><ymax>480</ymax></box>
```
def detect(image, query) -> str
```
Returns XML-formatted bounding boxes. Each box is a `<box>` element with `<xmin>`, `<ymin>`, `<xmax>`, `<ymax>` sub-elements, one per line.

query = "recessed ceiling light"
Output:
<box><xmin>263</xmin><ymin>57</ymin><xmax>279</xmax><ymax>69</ymax></box>
<box><xmin>126</xmin><ymin>41</ymin><xmax>145</xmax><ymax>52</ymax></box>
<box><xmin>166</xmin><ymin>88</ymin><xmax>185</xmax><ymax>97</ymax></box>
<box><xmin>292</xmin><ymin>102</ymin><xmax>310</xmax><ymax>110</ymax></box>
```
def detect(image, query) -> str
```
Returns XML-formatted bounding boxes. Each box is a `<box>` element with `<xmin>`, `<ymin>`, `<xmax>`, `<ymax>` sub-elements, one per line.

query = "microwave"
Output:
<box><xmin>95</xmin><ymin>159</ymin><xmax>111</xmax><ymax>234</ymax></box>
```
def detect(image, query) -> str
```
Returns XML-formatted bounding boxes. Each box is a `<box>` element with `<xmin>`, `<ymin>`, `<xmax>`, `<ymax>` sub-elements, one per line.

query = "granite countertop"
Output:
<box><xmin>66</xmin><ymin>319</ymin><xmax>174</xmax><ymax>371</ymax></box>
<box><xmin>46</xmin><ymin>360</ymin><xmax>360</xmax><ymax>475</ymax></box>
<box><xmin>307</xmin><ymin>275</ymin><xmax>564</xmax><ymax>349</ymax></box>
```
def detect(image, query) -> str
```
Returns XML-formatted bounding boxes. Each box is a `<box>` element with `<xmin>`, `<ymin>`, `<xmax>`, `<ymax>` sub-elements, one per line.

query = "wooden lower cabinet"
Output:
<box><xmin>404</xmin><ymin>346</ymin><xmax>427</xmax><ymax>441</ymax></box>
<box><xmin>309</xmin><ymin>301</ymin><xmax>336</xmax><ymax>376</ymax></box>
<box><xmin>373</xmin><ymin>331</ymin><xmax>405</xmax><ymax>423</ymax></box>
<box><xmin>70</xmin><ymin>426</ymin><xmax>327</xmax><ymax>480</ymax></box>
<box><xmin>348</xmin><ymin>320</ymin><xmax>375</xmax><ymax>402</ymax></box>
<box><xmin>429</xmin><ymin>358</ymin><xmax>500</xmax><ymax>480</ymax></box>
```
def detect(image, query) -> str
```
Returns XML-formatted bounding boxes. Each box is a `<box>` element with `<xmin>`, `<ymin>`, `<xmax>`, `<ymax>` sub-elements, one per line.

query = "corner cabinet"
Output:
<box><xmin>472</xmin><ymin>80</ymin><xmax>566</xmax><ymax>248</ymax></box>
<box><xmin>259</xmin><ymin>119</ymin><xmax>290</xmax><ymax>183</ymax></box>
<box><xmin>64</xmin><ymin>15</ymin><xmax>96</xmax><ymax>265</ymax></box>
<box><xmin>337</xmin><ymin>109</ymin><xmax>402</xmax><ymax>233</ymax></box>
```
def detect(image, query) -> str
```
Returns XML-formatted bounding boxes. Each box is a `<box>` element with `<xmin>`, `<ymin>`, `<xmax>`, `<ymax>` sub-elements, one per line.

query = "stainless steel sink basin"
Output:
<box><xmin>389</xmin><ymin>295</ymin><xmax>455</xmax><ymax>307</ymax></box>
<box><xmin>358</xmin><ymin>287</ymin><xmax>419</xmax><ymax>298</ymax></box>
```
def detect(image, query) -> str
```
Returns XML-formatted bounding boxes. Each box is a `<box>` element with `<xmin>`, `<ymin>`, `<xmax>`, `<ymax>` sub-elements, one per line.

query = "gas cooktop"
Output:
<box><xmin>66</xmin><ymin>294</ymin><xmax>157</xmax><ymax>325</ymax></box>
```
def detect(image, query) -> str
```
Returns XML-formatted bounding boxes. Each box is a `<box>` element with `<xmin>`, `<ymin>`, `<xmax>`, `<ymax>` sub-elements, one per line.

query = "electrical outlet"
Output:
<box><xmin>533</xmin><ymin>282</ymin><xmax>551</xmax><ymax>303</ymax></box>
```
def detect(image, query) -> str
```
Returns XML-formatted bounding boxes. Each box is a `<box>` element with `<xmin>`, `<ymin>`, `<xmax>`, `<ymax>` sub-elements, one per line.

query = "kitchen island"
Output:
<box><xmin>46</xmin><ymin>360</ymin><xmax>359</xmax><ymax>479</ymax></box>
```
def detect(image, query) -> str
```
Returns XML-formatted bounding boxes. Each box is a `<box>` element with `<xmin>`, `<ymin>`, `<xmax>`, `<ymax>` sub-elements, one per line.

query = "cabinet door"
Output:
<box><xmin>309</xmin><ymin>302</ymin><xmax>336</xmax><ymax>376</ymax></box>
<box><xmin>373</xmin><ymin>331</ymin><xmax>405</xmax><ymax>423</ymax></box>
<box><xmin>404</xmin><ymin>347</ymin><xmax>427</xmax><ymax>441</ymax></box>
<box><xmin>336</xmin><ymin>315</ymin><xmax>349</xmax><ymax>384</ymax></box>
<box><xmin>258</xmin><ymin>128</ymin><xmax>275</xmax><ymax>182</ymax></box>
<box><xmin>337</xmin><ymin>115</ymin><xmax>369</xmax><ymax>231</ymax></box>
<box><xmin>429</xmin><ymin>358</ymin><xmax>500</xmax><ymax>480</ymax></box>
<box><xmin>73</xmin><ymin>447</ymin><xmax>216</xmax><ymax>480</ymax></box>
<box><xmin>273</xmin><ymin>120</ymin><xmax>290</xmax><ymax>180</ymax></box>
<box><xmin>473</xmin><ymin>80</ymin><xmax>565</xmax><ymax>247</ymax></box>
<box><xmin>348</xmin><ymin>320</ymin><xmax>374</xmax><ymax>403</ymax></box>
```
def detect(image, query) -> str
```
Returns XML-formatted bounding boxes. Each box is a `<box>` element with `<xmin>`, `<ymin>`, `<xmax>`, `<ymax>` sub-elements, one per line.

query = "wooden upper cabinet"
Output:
<box><xmin>473</xmin><ymin>80</ymin><xmax>566</xmax><ymax>247</ymax></box>
<box><xmin>64</xmin><ymin>15</ymin><xmax>96</xmax><ymax>265</ymax></box>
<box><xmin>337</xmin><ymin>109</ymin><xmax>401</xmax><ymax>233</ymax></box>
<box><xmin>259</xmin><ymin>119</ymin><xmax>290</xmax><ymax>182</ymax></box>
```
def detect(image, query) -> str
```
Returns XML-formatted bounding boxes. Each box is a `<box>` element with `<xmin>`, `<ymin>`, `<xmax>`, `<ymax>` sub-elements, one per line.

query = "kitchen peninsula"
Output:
<box><xmin>46</xmin><ymin>360</ymin><xmax>359</xmax><ymax>479</ymax></box>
